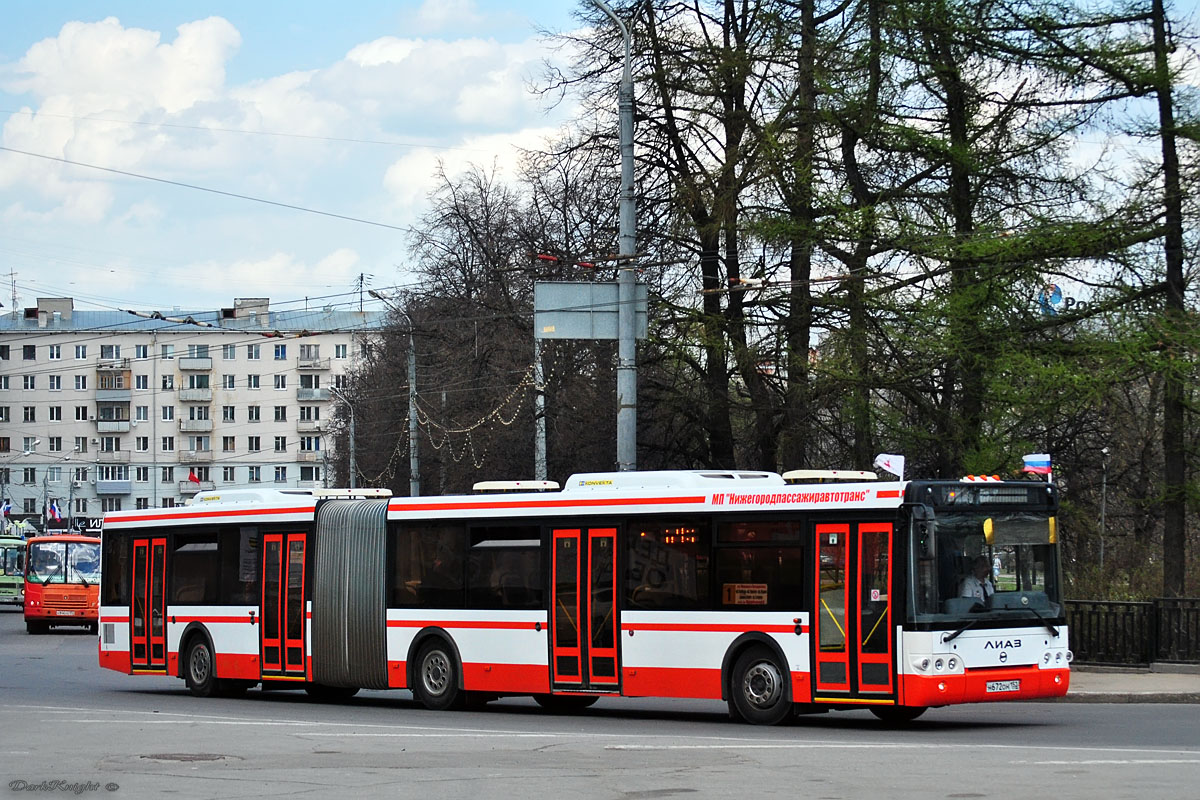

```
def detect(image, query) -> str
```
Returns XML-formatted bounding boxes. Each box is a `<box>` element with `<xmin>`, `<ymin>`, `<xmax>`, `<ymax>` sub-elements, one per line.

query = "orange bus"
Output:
<box><xmin>25</xmin><ymin>533</ymin><xmax>101</xmax><ymax>634</ymax></box>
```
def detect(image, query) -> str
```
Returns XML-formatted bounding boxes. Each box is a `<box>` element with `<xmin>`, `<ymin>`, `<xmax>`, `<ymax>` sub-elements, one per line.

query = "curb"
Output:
<box><xmin>1060</xmin><ymin>692</ymin><xmax>1200</xmax><ymax>704</ymax></box>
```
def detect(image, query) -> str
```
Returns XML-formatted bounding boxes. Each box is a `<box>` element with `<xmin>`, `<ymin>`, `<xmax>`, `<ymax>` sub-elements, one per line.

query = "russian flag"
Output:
<box><xmin>1</xmin><ymin>499</ymin><xmax>10</xmax><ymax>517</ymax></box>
<box><xmin>47</xmin><ymin>501</ymin><xmax>62</xmax><ymax>522</ymax></box>
<box><xmin>1022</xmin><ymin>453</ymin><xmax>1052</xmax><ymax>475</ymax></box>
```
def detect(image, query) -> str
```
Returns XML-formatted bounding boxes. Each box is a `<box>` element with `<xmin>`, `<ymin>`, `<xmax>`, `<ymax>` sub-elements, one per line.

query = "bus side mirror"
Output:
<box><xmin>911</xmin><ymin>505</ymin><xmax>936</xmax><ymax>558</ymax></box>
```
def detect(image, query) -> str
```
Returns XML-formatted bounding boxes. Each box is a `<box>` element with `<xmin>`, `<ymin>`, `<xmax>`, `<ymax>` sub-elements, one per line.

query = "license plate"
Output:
<box><xmin>986</xmin><ymin>680</ymin><xmax>1020</xmax><ymax>693</ymax></box>
<box><xmin>55</xmin><ymin>610</ymin><xmax>77</xmax><ymax>617</ymax></box>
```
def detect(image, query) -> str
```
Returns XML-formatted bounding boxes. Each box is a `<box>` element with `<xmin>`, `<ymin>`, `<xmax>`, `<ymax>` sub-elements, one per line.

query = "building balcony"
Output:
<box><xmin>179</xmin><ymin>419</ymin><xmax>214</xmax><ymax>432</ymax></box>
<box><xmin>296</xmin><ymin>419</ymin><xmax>325</xmax><ymax>433</ymax></box>
<box><xmin>96</xmin><ymin>420</ymin><xmax>131</xmax><ymax>433</ymax></box>
<box><xmin>96</xmin><ymin>389</ymin><xmax>132</xmax><ymax>402</ymax></box>
<box><xmin>297</xmin><ymin>451</ymin><xmax>320</xmax><ymax>462</ymax></box>
<box><xmin>297</xmin><ymin>388</ymin><xmax>329</xmax><ymax>402</ymax></box>
<box><xmin>96</xmin><ymin>358</ymin><xmax>130</xmax><ymax>371</ymax></box>
<box><xmin>95</xmin><ymin>450</ymin><xmax>130</xmax><ymax>464</ymax></box>
<box><xmin>95</xmin><ymin>480</ymin><xmax>133</xmax><ymax>495</ymax></box>
<box><xmin>178</xmin><ymin>388</ymin><xmax>213</xmax><ymax>402</ymax></box>
<box><xmin>179</xmin><ymin>450</ymin><xmax>213</xmax><ymax>463</ymax></box>
<box><xmin>178</xmin><ymin>480</ymin><xmax>216</xmax><ymax>494</ymax></box>
<box><xmin>297</xmin><ymin>357</ymin><xmax>331</xmax><ymax>370</ymax></box>
<box><xmin>179</xmin><ymin>357</ymin><xmax>213</xmax><ymax>371</ymax></box>
<box><xmin>296</xmin><ymin>480</ymin><xmax>323</xmax><ymax>489</ymax></box>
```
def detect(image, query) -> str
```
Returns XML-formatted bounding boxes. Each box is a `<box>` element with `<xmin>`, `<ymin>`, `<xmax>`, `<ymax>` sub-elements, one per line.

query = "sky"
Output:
<box><xmin>0</xmin><ymin>1</ymin><xmax>583</xmax><ymax>315</ymax></box>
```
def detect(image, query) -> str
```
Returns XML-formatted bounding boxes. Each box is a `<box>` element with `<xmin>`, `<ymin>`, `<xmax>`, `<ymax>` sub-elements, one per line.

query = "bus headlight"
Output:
<box><xmin>1055</xmin><ymin>652</ymin><xmax>1063</xmax><ymax>663</ymax></box>
<box><xmin>934</xmin><ymin>658</ymin><xmax>945</xmax><ymax>672</ymax></box>
<box><xmin>947</xmin><ymin>657</ymin><xmax>958</xmax><ymax>671</ymax></box>
<box><xmin>913</xmin><ymin>657</ymin><xmax>931</xmax><ymax>672</ymax></box>
<box><xmin>1043</xmin><ymin>652</ymin><xmax>1052</xmax><ymax>664</ymax></box>
<box><xmin>1066</xmin><ymin>650</ymin><xmax>1074</xmax><ymax>663</ymax></box>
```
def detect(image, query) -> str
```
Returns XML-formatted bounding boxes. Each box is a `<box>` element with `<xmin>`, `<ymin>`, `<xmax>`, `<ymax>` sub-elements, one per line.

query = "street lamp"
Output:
<box><xmin>329</xmin><ymin>386</ymin><xmax>357</xmax><ymax>490</ymax></box>
<box><xmin>369</xmin><ymin>289</ymin><xmax>421</xmax><ymax>497</ymax></box>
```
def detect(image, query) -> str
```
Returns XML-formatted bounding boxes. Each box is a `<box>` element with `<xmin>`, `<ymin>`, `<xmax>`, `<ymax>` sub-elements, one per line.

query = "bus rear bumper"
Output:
<box><xmin>900</xmin><ymin>667</ymin><xmax>1070</xmax><ymax>706</ymax></box>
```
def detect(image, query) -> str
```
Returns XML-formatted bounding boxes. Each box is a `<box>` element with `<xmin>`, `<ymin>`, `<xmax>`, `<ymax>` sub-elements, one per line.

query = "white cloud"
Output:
<box><xmin>410</xmin><ymin>0</ymin><xmax>485</xmax><ymax>35</ymax></box>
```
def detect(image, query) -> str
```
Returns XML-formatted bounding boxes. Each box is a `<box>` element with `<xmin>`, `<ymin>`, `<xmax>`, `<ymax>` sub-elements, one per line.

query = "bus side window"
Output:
<box><xmin>219</xmin><ymin>527</ymin><xmax>259</xmax><ymax>605</ymax></box>
<box><xmin>102</xmin><ymin>534</ymin><xmax>131</xmax><ymax>606</ymax></box>
<box><xmin>391</xmin><ymin>524</ymin><xmax>465</xmax><ymax>609</ymax></box>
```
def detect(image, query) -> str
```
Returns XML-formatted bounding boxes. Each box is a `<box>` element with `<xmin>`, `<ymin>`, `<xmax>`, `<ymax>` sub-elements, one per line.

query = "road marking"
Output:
<box><xmin>1016</xmin><ymin>759</ymin><xmax>1200</xmax><ymax>766</ymax></box>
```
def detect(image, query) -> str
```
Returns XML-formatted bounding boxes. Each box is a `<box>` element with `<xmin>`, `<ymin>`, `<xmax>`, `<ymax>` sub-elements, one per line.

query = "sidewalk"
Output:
<box><xmin>1064</xmin><ymin>663</ymin><xmax>1200</xmax><ymax>703</ymax></box>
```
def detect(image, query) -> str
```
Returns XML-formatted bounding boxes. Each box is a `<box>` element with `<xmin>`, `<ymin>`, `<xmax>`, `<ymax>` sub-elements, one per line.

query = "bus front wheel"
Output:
<box><xmin>184</xmin><ymin>638</ymin><xmax>219</xmax><ymax>698</ymax></box>
<box><xmin>413</xmin><ymin>640</ymin><xmax>464</xmax><ymax>711</ymax></box>
<box><xmin>728</xmin><ymin>646</ymin><xmax>791</xmax><ymax>725</ymax></box>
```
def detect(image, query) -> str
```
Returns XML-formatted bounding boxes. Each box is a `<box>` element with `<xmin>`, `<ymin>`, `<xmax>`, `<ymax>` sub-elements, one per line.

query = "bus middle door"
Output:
<box><xmin>260</xmin><ymin>532</ymin><xmax>308</xmax><ymax>682</ymax></box>
<box><xmin>813</xmin><ymin>522</ymin><xmax>896</xmax><ymax>704</ymax></box>
<box><xmin>130</xmin><ymin>537</ymin><xmax>167</xmax><ymax>673</ymax></box>
<box><xmin>550</xmin><ymin>527</ymin><xmax>619</xmax><ymax>693</ymax></box>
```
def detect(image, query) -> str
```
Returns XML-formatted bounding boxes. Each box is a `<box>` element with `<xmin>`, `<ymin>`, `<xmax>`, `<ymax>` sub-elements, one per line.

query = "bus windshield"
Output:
<box><xmin>28</xmin><ymin>541</ymin><xmax>101</xmax><ymax>586</ymax></box>
<box><xmin>1</xmin><ymin>545</ymin><xmax>23</xmax><ymax>576</ymax></box>
<box><xmin>909</xmin><ymin>511</ymin><xmax>1062</xmax><ymax>623</ymax></box>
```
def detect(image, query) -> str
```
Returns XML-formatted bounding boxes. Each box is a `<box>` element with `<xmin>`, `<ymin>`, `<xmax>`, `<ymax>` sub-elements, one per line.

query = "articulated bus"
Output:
<box><xmin>1</xmin><ymin>534</ymin><xmax>25</xmax><ymax>607</ymax></box>
<box><xmin>25</xmin><ymin>533</ymin><xmax>102</xmax><ymax>634</ymax></box>
<box><xmin>96</xmin><ymin>471</ymin><xmax>1070</xmax><ymax>724</ymax></box>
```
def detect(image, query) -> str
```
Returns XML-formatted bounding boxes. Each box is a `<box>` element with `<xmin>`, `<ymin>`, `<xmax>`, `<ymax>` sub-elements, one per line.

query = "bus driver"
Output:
<box><xmin>959</xmin><ymin>556</ymin><xmax>995</xmax><ymax>605</ymax></box>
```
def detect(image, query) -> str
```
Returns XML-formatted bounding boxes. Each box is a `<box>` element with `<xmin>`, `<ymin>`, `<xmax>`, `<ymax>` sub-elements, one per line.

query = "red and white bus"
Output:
<box><xmin>97</xmin><ymin>471</ymin><xmax>1070</xmax><ymax>723</ymax></box>
<box><xmin>25</xmin><ymin>533</ymin><xmax>102</xmax><ymax>634</ymax></box>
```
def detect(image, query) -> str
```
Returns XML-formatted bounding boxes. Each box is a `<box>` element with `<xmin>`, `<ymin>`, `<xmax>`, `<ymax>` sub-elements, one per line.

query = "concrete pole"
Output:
<box><xmin>534</xmin><ymin>337</ymin><xmax>546</xmax><ymax>481</ymax></box>
<box><xmin>594</xmin><ymin>0</ymin><xmax>637</xmax><ymax>471</ymax></box>
<box><xmin>330</xmin><ymin>387</ymin><xmax>356</xmax><ymax>489</ymax></box>
<box><xmin>407</xmin><ymin>330</ymin><xmax>420</xmax><ymax>497</ymax></box>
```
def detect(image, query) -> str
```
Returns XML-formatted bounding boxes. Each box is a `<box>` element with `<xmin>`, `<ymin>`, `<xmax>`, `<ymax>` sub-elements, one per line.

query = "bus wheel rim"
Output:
<box><xmin>422</xmin><ymin>651</ymin><xmax>449</xmax><ymax>696</ymax></box>
<box><xmin>190</xmin><ymin>645</ymin><xmax>211</xmax><ymax>684</ymax></box>
<box><xmin>743</xmin><ymin>661</ymin><xmax>782</xmax><ymax>708</ymax></box>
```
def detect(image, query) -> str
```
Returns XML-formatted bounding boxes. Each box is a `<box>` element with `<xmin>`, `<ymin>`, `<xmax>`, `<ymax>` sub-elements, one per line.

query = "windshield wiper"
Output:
<box><xmin>942</xmin><ymin>619</ymin><xmax>979</xmax><ymax>643</ymax></box>
<box><xmin>1023</xmin><ymin>605</ymin><xmax>1059</xmax><ymax>637</ymax></box>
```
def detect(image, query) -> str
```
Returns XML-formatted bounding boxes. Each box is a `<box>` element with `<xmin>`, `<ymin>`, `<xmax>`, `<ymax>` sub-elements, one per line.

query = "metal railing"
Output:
<box><xmin>1065</xmin><ymin>598</ymin><xmax>1200</xmax><ymax>665</ymax></box>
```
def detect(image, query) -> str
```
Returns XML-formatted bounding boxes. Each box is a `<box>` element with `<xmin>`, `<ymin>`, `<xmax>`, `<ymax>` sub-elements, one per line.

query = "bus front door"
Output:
<box><xmin>813</xmin><ymin>522</ymin><xmax>896</xmax><ymax>704</ymax></box>
<box><xmin>260</xmin><ymin>532</ymin><xmax>308</xmax><ymax>681</ymax></box>
<box><xmin>130</xmin><ymin>537</ymin><xmax>167</xmax><ymax>673</ymax></box>
<box><xmin>550</xmin><ymin>527</ymin><xmax>619</xmax><ymax>693</ymax></box>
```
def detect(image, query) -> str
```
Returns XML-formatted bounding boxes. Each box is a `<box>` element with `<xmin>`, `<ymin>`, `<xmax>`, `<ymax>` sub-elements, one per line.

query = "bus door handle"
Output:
<box><xmin>794</xmin><ymin>618</ymin><xmax>803</xmax><ymax>636</ymax></box>
<box><xmin>249</xmin><ymin>610</ymin><xmax>257</xmax><ymax>626</ymax></box>
<box><xmin>535</xmin><ymin>622</ymin><xmax>542</xmax><ymax>632</ymax></box>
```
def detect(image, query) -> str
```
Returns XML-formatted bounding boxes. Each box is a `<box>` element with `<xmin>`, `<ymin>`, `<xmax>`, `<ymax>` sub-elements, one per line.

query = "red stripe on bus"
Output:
<box><xmin>622</xmin><ymin>666</ymin><xmax>723</xmax><ymax>699</ymax></box>
<box><xmin>463</xmin><ymin>662</ymin><xmax>550</xmax><ymax>694</ymax></box>
<box><xmin>170</xmin><ymin>615</ymin><xmax>256</xmax><ymax>625</ymax></box>
<box><xmin>388</xmin><ymin>496</ymin><xmax>706</xmax><ymax>512</ymax></box>
<box><xmin>622</xmin><ymin>622</ymin><xmax>807</xmax><ymax>635</ymax></box>
<box><xmin>386</xmin><ymin>619</ymin><xmax>543</xmax><ymax>631</ymax></box>
<box><xmin>106</xmin><ymin>506</ymin><xmax>312</xmax><ymax>524</ymax></box>
<box><xmin>101</xmin><ymin>616</ymin><xmax>130</xmax><ymax>624</ymax></box>
<box><xmin>98</xmin><ymin>648</ymin><xmax>131</xmax><ymax>674</ymax></box>
<box><xmin>875</xmin><ymin>490</ymin><xmax>902</xmax><ymax>499</ymax></box>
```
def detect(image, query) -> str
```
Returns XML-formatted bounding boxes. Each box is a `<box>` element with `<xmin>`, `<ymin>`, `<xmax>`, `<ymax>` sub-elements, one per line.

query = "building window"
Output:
<box><xmin>222</xmin><ymin>436</ymin><xmax>235</xmax><ymax>452</ymax></box>
<box><xmin>23</xmin><ymin>499</ymin><xmax>36</xmax><ymax>514</ymax></box>
<box><xmin>48</xmin><ymin>466</ymin><xmax>62</xmax><ymax>482</ymax></box>
<box><xmin>136</xmin><ymin>436</ymin><xmax>149</xmax><ymax>452</ymax></box>
<box><xmin>162</xmin><ymin>406</ymin><xmax>175</xmax><ymax>421</ymax></box>
<box><xmin>274</xmin><ymin>406</ymin><xmax>287</xmax><ymax>422</ymax></box>
<box><xmin>223</xmin><ymin>344</ymin><xmax>236</xmax><ymax>360</ymax></box>
<box><xmin>335</xmin><ymin>344</ymin><xmax>348</xmax><ymax>359</ymax></box>
<box><xmin>78</xmin><ymin>498</ymin><xmax>92</xmax><ymax>514</ymax></box>
<box><xmin>0</xmin><ymin>376</ymin><xmax>8</xmax><ymax>390</ymax></box>
<box><xmin>222</xmin><ymin>406</ymin><xmax>235</xmax><ymax>422</ymax></box>
<box><xmin>189</xmin><ymin>436</ymin><xmax>210</xmax><ymax>452</ymax></box>
<box><xmin>299</xmin><ymin>406</ymin><xmax>320</xmax><ymax>421</ymax></box>
<box><xmin>334</xmin><ymin>374</ymin><xmax>349</xmax><ymax>389</ymax></box>
<box><xmin>222</xmin><ymin>466</ymin><xmax>235</xmax><ymax>482</ymax></box>
<box><xmin>136</xmin><ymin>375</ymin><xmax>149</xmax><ymax>390</ymax></box>
<box><xmin>23</xmin><ymin>407</ymin><xmax>35</xmax><ymax>423</ymax></box>
<box><xmin>248</xmin><ymin>466</ymin><xmax>261</xmax><ymax>483</ymax></box>
<box><xmin>274</xmin><ymin>436</ymin><xmax>287</xmax><ymax>453</ymax></box>
<box><xmin>23</xmin><ymin>437</ymin><xmax>38</xmax><ymax>453</ymax></box>
<box><xmin>246</xmin><ymin>344</ymin><xmax>260</xmax><ymax>360</ymax></box>
<box><xmin>49</xmin><ymin>406</ymin><xmax>62</xmax><ymax>421</ymax></box>
<box><xmin>135</xmin><ymin>344</ymin><xmax>149</xmax><ymax>359</ymax></box>
<box><xmin>300</xmin><ymin>466</ymin><xmax>322</xmax><ymax>482</ymax></box>
<box><xmin>136</xmin><ymin>406</ymin><xmax>148</xmax><ymax>422</ymax></box>
<box><xmin>222</xmin><ymin>374</ymin><xmax>235</xmax><ymax>389</ymax></box>
<box><xmin>136</xmin><ymin>498</ymin><xmax>149</xmax><ymax>510</ymax></box>
<box><xmin>23</xmin><ymin>376</ymin><xmax>35</xmax><ymax>390</ymax></box>
<box><xmin>247</xmin><ymin>374</ymin><xmax>260</xmax><ymax>389</ymax></box>
<box><xmin>0</xmin><ymin>345</ymin><xmax>8</xmax><ymax>360</ymax></box>
<box><xmin>23</xmin><ymin>345</ymin><xmax>36</xmax><ymax>360</ymax></box>
<box><xmin>299</xmin><ymin>344</ymin><xmax>319</xmax><ymax>359</ymax></box>
<box><xmin>188</xmin><ymin>374</ymin><xmax>209</xmax><ymax>390</ymax></box>
<box><xmin>75</xmin><ymin>406</ymin><xmax>88</xmax><ymax>421</ymax></box>
<box><xmin>0</xmin><ymin>407</ymin><xmax>8</xmax><ymax>422</ymax></box>
<box><xmin>161</xmin><ymin>498</ymin><xmax>177</xmax><ymax>508</ymax></box>
<box><xmin>161</xmin><ymin>344</ymin><xmax>174</xmax><ymax>360</ymax></box>
<box><xmin>188</xmin><ymin>344</ymin><xmax>209</xmax><ymax>359</ymax></box>
<box><xmin>274</xmin><ymin>344</ymin><xmax>287</xmax><ymax>360</ymax></box>
<box><xmin>274</xmin><ymin>375</ymin><xmax>287</xmax><ymax>390</ymax></box>
<box><xmin>247</xmin><ymin>406</ymin><xmax>260</xmax><ymax>422</ymax></box>
<box><xmin>73</xmin><ymin>467</ymin><xmax>88</xmax><ymax>483</ymax></box>
<box><xmin>247</xmin><ymin>436</ymin><xmax>261</xmax><ymax>452</ymax></box>
<box><xmin>49</xmin><ymin>437</ymin><xmax>63</xmax><ymax>452</ymax></box>
<box><xmin>161</xmin><ymin>467</ymin><xmax>175</xmax><ymax>483</ymax></box>
<box><xmin>274</xmin><ymin>466</ymin><xmax>287</xmax><ymax>483</ymax></box>
<box><xmin>74</xmin><ymin>437</ymin><xmax>88</xmax><ymax>453</ymax></box>
<box><xmin>162</xmin><ymin>375</ymin><xmax>174</xmax><ymax>390</ymax></box>
<box><xmin>75</xmin><ymin>375</ymin><xmax>87</xmax><ymax>390</ymax></box>
<box><xmin>189</xmin><ymin>405</ymin><xmax>209</xmax><ymax>421</ymax></box>
<box><xmin>48</xmin><ymin>345</ymin><xmax>61</xmax><ymax>360</ymax></box>
<box><xmin>300</xmin><ymin>374</ymin><xmax>320</xmax><ymax>389</ymax></box>
<box><xmin>100</xmin><ymin>344</ymin><xmax>121</xmax><ymax>359</ymax></box>
<box><xmin>162</xmin><ymin>436</ymin><xmax>175</xmax><ymax>452</ymax></box>
<box><xmin>136</xmin><ymin>467</ymin><xmax>149</xmax><ymax>482</ymax></box>
<box><xmin>48</xmin><ymin>375</ymin><xmax>61</xmax><ymax>391</ymax></box>
<box><xmin>300</xmin><ymin>436</ymin><xmax>321</xmax><ymax>452</ymax></box>
<box><xmin>98</xmin><ymin>373</ymin><xmax>126</xmax><ymax>391</ymax></box>
<box><xmin>0</xmin><ymin>439</ymin><xmax>9</xmax><ymax>454</ymax></box>
<box><xmin>100</xmin><ymin>436</ymin><xmax>121</xmax><ymax>452</ymax></box>
<box><xmin>75</xmin><ymin>345</ymin><xmax>87</xmax><ymax>359</ymax></box>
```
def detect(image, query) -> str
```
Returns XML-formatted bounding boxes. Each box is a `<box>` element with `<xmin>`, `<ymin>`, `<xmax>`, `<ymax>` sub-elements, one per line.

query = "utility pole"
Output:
<box><xmin>593</xmin><ymin>0</ymin><xmax>638</xmax><ymax>471</ymax></box>
<box><xmin>368</xmin><ymin>290</ymin><xmax>420</xmax><ymax>496</ymax></box>
<box><xmin>329</xmin><ymin>387</ymin><xmax>356</xmax><ymax>489</ymax></box>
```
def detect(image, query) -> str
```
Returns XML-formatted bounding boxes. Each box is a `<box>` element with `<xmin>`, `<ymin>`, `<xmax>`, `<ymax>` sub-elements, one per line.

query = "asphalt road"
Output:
<box><xmin>1</xmin><ymin>607</ymin><xmax>1197</xmax><ymax>800</ymax></box>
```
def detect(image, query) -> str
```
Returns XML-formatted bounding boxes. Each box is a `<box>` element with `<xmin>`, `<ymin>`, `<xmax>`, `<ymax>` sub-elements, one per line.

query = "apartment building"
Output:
<box><xmin>0</xmin><ymin>297</ymin><xmax>384</xmax><ymax>531</ymax></box>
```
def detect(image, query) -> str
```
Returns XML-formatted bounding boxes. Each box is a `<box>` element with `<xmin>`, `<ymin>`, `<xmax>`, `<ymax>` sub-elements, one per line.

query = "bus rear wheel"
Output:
<box><xmin>184</xmin><ymin>638</ymin><xmax>219</xmax><ymax>698</ymax></box>
<box><xmin>413</xmin><ymin>640</ymin><xmax>464</xmax><ymax>711</ymax></box>
<box><xmin>728</xmin><ymin>646</ymin><xmax>791</xmax><ymax>725</ymax></box>
<box><xmin>870</xmin><ymin>706</ymin><xmax>927</xmax><ymax>724</ymax></box>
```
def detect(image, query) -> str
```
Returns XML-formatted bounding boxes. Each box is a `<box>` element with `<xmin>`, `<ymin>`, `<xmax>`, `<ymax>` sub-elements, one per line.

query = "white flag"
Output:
<box><xmin>873</xmin><ymin>453</ymin><xmax>905</xmax><ymax>479</ymax></box>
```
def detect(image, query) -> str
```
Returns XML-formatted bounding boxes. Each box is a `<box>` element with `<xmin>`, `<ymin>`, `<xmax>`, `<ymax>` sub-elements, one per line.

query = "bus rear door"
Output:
<box><xmin>813</xmin><ymin>522</ymin><xmax>896</xmax><ymax>704</ymax></box>
<box><xmin>550</xmin><ymin>527</ymin><xmax>619</xmax><ymax>693</ymax></box>
<box><xmin>260</xmin><ymin>532</ymin><xmax>308</xmax><ymax>681</ymax></box>
<box><xmin>130</xmin><ymin>537</ymin><xmax>167</xmax><ymax>672</ymax></box>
